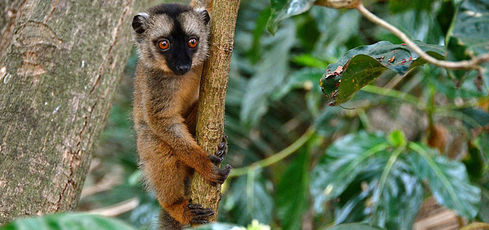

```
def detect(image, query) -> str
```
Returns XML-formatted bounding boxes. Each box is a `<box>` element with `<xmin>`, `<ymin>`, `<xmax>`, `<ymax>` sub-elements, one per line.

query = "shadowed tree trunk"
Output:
<box><xmin>0</xmin><ymin>0</ymin><xmax>151</xmax><ymax>224</ymax></box>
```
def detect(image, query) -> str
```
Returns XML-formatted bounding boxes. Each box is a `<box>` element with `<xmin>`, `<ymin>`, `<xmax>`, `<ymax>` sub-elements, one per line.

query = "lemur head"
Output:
<box><xmin>132</xmin><ymin>4</ymin><xmax>210</xmax><ymax>75</ymax></box>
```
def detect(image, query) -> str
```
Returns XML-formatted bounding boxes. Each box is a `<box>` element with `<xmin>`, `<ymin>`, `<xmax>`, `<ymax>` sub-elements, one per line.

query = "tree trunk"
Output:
<box><xmin>0</xmin><ymin>0</ymin><xmax>151</xmax><ymax>224</ymax></box>
<box><xmin>190</xmin><ymin>0</ymin><xmax>241</xmax><ymax>222</ymax></box>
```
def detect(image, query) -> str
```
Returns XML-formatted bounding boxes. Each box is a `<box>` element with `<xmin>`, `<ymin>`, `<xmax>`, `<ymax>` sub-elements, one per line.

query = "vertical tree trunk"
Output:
<box><xmin>0</xmin><ymin>0</ymin><xmax>151</xmax><ymax>224</ymax></box>
<box><xmin>190</xmin><ymin>0</ymin><xmax>241</xmax><ymax>222</ymax></box>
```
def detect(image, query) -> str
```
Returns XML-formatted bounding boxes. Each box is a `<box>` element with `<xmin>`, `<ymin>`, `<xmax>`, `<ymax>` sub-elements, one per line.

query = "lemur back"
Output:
<box><xmin>131</xmin><ymin>3</ymin><xmax>231</xmax><ymax>229</ymax></box>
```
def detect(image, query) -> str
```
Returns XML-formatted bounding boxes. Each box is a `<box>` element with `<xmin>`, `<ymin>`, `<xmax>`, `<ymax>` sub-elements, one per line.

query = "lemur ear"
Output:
<box><xmin>132</xmin><ymin>12</ymin><xmax>149</xmax><ymax>34</ymax></box>
<box><xmin>200</xmin><ymin>10</ymin><xmax>210</xmax><ymax>25</ymax></box>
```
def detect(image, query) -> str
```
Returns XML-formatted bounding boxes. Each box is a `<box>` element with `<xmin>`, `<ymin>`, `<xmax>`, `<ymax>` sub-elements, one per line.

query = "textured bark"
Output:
<box><xmin>190</xmin><ymin>0</ymin><xmax>241</xmax><ymax>222</ymax></box>
<box><xmin>0</xmin><ymin>0</ymin><xmax>151</xmax><ymax>224</ymax></box>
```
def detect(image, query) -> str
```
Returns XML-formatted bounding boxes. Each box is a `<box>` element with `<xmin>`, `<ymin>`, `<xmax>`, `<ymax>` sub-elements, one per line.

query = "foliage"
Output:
<box><xmin>0</xmin><ymin>214</ymin><xmax>137</xmax><ymax>230</ymax></box>
<box><xmin>3</xmin><ymin>0</ymin><xmax>489</xmax><ymax>229</ymax></box>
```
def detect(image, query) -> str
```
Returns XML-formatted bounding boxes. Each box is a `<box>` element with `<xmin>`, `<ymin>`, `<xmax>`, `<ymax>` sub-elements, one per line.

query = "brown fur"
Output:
<box><xmin>132</xmin><ymin>3</ymin><xmax>229</xmax><ymax>229</ymax></box>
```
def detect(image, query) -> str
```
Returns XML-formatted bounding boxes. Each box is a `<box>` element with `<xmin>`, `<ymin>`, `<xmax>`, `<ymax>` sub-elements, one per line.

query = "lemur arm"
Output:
<box><xmin>143</xmin><ymin>87</ymin><xmax>229</xmax><ymax>184</ymax></box>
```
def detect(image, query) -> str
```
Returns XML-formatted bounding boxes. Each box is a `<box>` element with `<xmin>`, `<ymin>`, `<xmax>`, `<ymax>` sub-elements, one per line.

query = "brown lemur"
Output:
<box><xmin>131</xmin><ymin>3</ymin><xmax>231</xmax><ymax>228</ymax></box>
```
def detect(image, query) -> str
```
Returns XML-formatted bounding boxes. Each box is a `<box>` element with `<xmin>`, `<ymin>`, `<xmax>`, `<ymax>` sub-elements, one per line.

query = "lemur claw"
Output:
<box><xmin>188</xmin><ymin>202</ymin><xmax>214</xmax><ymax>225</ymax></box>
<box><xmin>210</xmin><ymin>135</ymin><xmax>228</xmax><ymax>165</ymax></box>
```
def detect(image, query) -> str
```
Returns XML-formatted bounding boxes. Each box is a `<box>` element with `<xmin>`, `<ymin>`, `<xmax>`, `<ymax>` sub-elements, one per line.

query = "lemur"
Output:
<box><xmin>131</xmin><ymin>3</ymin><xmax>231</xmax><ymax>229</ymax></box>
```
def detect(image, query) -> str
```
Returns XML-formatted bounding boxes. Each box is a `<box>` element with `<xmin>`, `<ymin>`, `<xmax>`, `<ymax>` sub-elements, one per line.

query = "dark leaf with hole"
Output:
<box><xmin>319</xmin><ymin>41</ymin><xmax>444</xmax><ymax>105</ymax></box>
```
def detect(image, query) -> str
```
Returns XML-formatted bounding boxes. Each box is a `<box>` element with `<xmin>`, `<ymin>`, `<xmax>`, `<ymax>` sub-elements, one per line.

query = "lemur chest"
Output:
<box><xmin>176</xmin><ymin>71</ymin><xmax>200</xmax><ymax>114</ymax></box>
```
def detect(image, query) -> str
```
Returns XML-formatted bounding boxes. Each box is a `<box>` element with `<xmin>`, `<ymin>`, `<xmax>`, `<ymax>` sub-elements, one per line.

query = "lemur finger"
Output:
<box><xmin>191</xmin><ymin>208</ymin><xmax>214</xmax><ymax>216</ymax></box>
<box><xmin>209</xmin><ymin>155</ymin><xmax>222</xmax><ymax>165</ymax></box>
<box><xmin>218</xmin><ymin>141</ymin><xmax>226</xmax><ymax>150</ymax></box>
<box><xmin>188</xmin><ymin>203</ymin><xmax>204</xmax><ymax>209</ymax></box>
<box><xmin>215</xmin><ymin>165</ymin><xmax>232</xmax><ymax>184</ymax></box>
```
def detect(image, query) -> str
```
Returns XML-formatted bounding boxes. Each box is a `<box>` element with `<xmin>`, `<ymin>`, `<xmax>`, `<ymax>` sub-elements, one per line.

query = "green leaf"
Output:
<box><xmin>377</xmin><ymin>8</ymin><xmax>444</xmax><ymax>44</ymax></box>
<box><xmin>291</xmin><ymin>54</ymin><xmax>329</xmax><ymax>68</ymax></box>
<box><xmin>310</xmin><ymin>131</ymin><xmax>389</xmax><ymax>213</ymax></box>
<box><xmin>319</xmin><ymin>41</ymin><xmax>444</xmax><ymax>105</ymax></box>
<box><xmin>458</xmin><ymin>108</ymin><xmax>489</xmax><ymax>129</ymax></box>
<box><xmin>241</xmin><ymin>22</ymin><xmax>295</xmax><ymax>125</ymax></box>
<box><xmin>447</xmin><ymin>0</ymin><xmax>489</xmax><ymax>84</ymax></box>
<box><xmin>311</xmin><ymin>132</ymin><xmax>431</xmax><ymax>229</ymax></box>
<box><xmin>0</xmin><ymin>213</ymin><xmax>137</xmax><ymax>230</ymax></box>
<box><xmin>387</xmin><ymin>130</ymin><xmax>407</xmax><ymax>147</ymax></box>
<box><xmin>409</xmin><ymin>143</ymin><xmax>481</xmax><ymax>219</ymax></box>
<box><xmin>221</xmin><ymin>174</ymin><xmax>274</xmax><ymax>226</ymax></box>
<box><xmin>267</xmin><ymin>0</ymin><xmax>315</xmax><ymax>34</ymax></box>
<box><xmin>368</xmin><ymin>160</ymin><xmax>424</xmax><ymax>230</ymax></box>
<box><xmin>388</xmin><ymin>0</ymin><xmax>436</xmax><ymax>13</ymax></box>
<box><xmin>330</xmin><ymin>149</ymin><xmax>423</xmax><ymax>230</ymax></box>
<box><xmin>276</xmin><ymin>150</ymin><xmax>310</xmax><ymax>230</ymax></box>
<box><xmin>478</xmin><ymin>133</ymin><xmax>489</xmax><ymax>163</ymax></box>
<box><xmin>273</xmin><ymin>68</ymin><xmax>323</xmax><ymax>100</ymax></box>
<box><xmin>326</xmin><ymin>223</ymin><xmax>384</xmax><ymax>230</ymax></box>
<box><xmin>449</xmin><ymin>0</ymin><xmax>489</xmax><ymax>57</ymax></box>
<box><xmin>479</xmin><ymin>179</ymin><xmax>489</xmax><ymax>222</ymax></box>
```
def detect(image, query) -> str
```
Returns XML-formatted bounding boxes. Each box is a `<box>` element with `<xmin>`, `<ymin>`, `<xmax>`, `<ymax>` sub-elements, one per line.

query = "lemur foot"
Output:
<box><xmin>187</xmin><ymin>203</ymin><xmax>214</xmax><ymax>225</ymax></box>
<box><xmin>209</xmin><ymin>164</ymin><xmax>232</xmax><ymax>187</ymax></box>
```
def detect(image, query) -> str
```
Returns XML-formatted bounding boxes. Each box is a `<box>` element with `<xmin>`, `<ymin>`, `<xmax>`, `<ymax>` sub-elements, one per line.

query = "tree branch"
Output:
<box><xmin>190</xmin><ymin>0</ymin><xmax>240</xmax><ymax>223</ymax></box>
<box><xmin>354</xmin><ymin>3</ymin><xmax>489</xmax><ymax>70</ymax></box>
<box><xmin>315</xmin><ymin>0</ymin><xmax>489</xmax><ymax>70</ymax></box>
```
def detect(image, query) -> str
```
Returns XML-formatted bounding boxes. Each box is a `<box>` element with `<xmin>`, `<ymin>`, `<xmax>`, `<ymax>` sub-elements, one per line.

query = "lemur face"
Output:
<box><xmin>132</xmin><ymin>4</ymin><xmax>210</xmax><ymax>75</ymax></box>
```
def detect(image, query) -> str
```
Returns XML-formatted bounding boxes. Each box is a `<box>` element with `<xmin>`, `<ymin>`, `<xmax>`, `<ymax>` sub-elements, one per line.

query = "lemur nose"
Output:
<box><xmin>176</xmin><ymin>64</ymin><xmax>191</xmax><ymax>74</ymax></box>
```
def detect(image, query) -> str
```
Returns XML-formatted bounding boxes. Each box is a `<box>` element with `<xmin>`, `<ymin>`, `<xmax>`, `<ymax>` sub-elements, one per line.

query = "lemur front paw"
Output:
<box><xmin>209</xmin><ymin>164</ymin><xmax>232</xmax><ymax>186</ymax></box>
<box><xmin>209</xmin><ymin>135</ymin><xmax>228</xmax><ymax>165</ymax></box>
<box><xmin>187</xmin><ymin>203</ymin><xmax>214</xmax><ymax>225</ymax></box>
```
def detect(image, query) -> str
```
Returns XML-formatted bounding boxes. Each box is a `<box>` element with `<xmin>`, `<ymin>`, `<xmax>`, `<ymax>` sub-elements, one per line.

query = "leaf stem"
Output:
<box><xmin>361</xmin><ymin>85</ymin><xmax>421</xmax><ymax>106</ymax></box>
<box><xmin>371</xmin><ymin>146</ymin><xmax>404</xmax><ymax>218</ymax></box>
<box><xmin>228</xmin><ymin>127</ymin><xmax>316</xmax><ymax>178</ymax></box>
<box><xmin>355</xmin><ymin>3</ymin><xmax>489</xmax><ymax>70</ymax></box>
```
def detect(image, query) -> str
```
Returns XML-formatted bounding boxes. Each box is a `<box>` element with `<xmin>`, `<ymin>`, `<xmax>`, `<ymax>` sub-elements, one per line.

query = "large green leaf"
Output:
<box><xmin>480</xmin><ymin>179</ymin><xmax>489</xmax><ymax>222</ymax></box>
<box><xmin>267</xmin><ymin>0</ymin><xmax>315</xmax><ymax>34</ymax></box>
<box><xmin>326</xmin><ymin>223</ymin><xmax>384</xmax><ymax>230</ymax></box>
<box><xmin>310</xmin><ymin>131</ymin><xmax>388</xmax><ymax>213</ymax></box>
<box><xmin>273</xmin><ymin>68</ymin><xmax>323</xmax><ymax>100</ymax></box>
<box><xmin>447</xmin><ymin>0</ymin><xmax>489</xmax><ymax>83</ymax></box>
<box><xmin>240</xmin><ymin>22</ymin><xmax>295</xmax><ymax>125</ymax></box>
<box><xmin>378</xmin><ymin>5</ymin><xmax>444</xmax><ymax>44</ymax></box>
<box><xmin>409</xmin><ymin>143</ymin><xmax>481</xmax><ymax>219</ymax></box>
<box><xmin>311</xmin><ymin>131</ymin><xmax>473</xmax><ymax>229</ymax></box>
<box><xmin>0</xmin><ymin>213</ymin><xmax>137</xmax><ymax>230</ymax></box>
<box><xmin>388</xmin><ymin>0</ymin><xmax>437</xmax><ymax>13</ymax></box>
<box><xmin>310</xmin><ymin>8</ymin><xmax>361</xmax><ymax>59</ymax></box>
<box><xmin>221</xmin><ymin>174</ymin><xmax>274</xmax><ymax>226</ymax></box>
<box><xmin>449</xmin><ymin>0</ymin><xmax>489</xmax><ymax>56</ymax></box>
<box><xmin>458</xmin><ymin>108</ymin><xmax>489</xmax><ymax>161</ymax></box>
<box><xmin>367</xmin><ymin>160</ymin><xmax>424</xmax><ymax>230</ymax></box>
<box><xmin>276</xmin><ymin>150</ymin><xmax>310</xmax><ymax>230</ymax></box>
<box><xmin>319</xmin><ymin>41</ymin><xmax>444</xmax><ymax>105</ymax></box>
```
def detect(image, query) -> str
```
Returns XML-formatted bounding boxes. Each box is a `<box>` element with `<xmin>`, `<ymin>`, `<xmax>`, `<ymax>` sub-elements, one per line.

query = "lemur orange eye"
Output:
<box><xmin>188</xmin><ymin>38</ymin><xmax>198</xmax><ymax>48</ymax></box>
<box><xmin>158</xmin><ymin>39</ymin><xmax>170</xmax><ymax>50</ymax></box>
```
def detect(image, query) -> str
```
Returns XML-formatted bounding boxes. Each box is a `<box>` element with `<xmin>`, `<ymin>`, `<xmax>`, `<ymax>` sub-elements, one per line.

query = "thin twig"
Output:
<box><xmin>229</xmin><ymin>127</ymin><xmax>316</xmax><ymax>178</ymax></box>
<box><xmin>87</xmin><ymin>198</ymin><xmax>139</xmax><ymax>217</ymax></box>
<box><xmin>355</xmin><ymin>3</ymin><xmax>489</xmax><ymax>70</ymax></box>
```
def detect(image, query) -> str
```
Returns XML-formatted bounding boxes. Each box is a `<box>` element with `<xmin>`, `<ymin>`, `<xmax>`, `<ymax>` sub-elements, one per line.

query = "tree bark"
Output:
<box><xmin>190</xmin><ymin>0</ymin><xmax>241</xmax><ymax>222</ymax></box>
<box><xmin>0</xmin><ymin>0</ymin><xmax>151</xmax><ymax>224</ymax></box>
